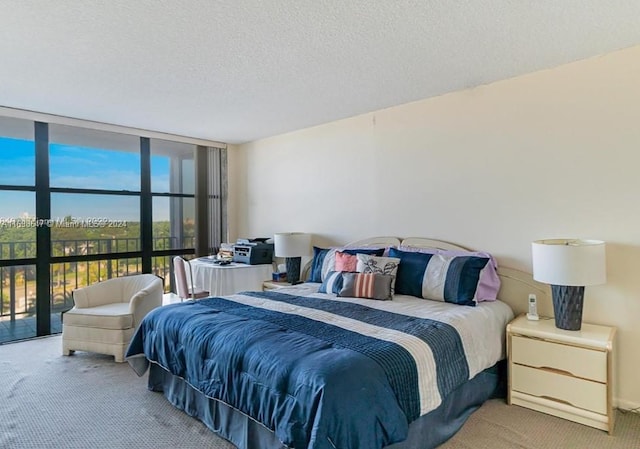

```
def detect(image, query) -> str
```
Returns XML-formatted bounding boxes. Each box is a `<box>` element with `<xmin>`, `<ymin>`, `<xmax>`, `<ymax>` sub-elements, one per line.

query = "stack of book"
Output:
<box><xmin>216</xmin><ymin>243</ymin><xmax>234</xmax><ymax>260</ymax></box>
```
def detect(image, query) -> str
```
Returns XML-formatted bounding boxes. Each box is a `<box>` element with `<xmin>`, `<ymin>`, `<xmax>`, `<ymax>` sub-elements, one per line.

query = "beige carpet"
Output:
<box><xmin>1</xmin><ymin>336</ymin><xmax>638</xmax><ymax>449</ymax></box>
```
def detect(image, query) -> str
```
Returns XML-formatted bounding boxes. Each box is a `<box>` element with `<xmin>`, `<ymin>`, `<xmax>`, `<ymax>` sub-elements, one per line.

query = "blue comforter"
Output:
<box><xmin>126</xmin><ymin>291</ymin><xmax>469</xmax><ymax>449</ymax></box>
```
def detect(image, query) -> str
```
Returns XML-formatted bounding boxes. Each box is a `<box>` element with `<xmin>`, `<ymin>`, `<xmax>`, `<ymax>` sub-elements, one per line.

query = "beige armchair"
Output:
<box><xmin>62</xmin><ymin>274</ymin><xmax>163</xmax><ymax>362</ymax></box>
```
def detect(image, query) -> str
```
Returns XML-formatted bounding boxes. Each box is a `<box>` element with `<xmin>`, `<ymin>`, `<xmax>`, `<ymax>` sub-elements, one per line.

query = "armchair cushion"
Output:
<box><xmin>64</xmin><ymin>303</ymin><xmax>133</xmax><ymax>330</ymax></box>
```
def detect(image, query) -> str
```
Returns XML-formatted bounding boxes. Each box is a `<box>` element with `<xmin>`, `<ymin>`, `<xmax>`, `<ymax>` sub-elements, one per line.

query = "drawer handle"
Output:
<box><xmin>539</xmin><ymin>395</ymin><xmax>575</xmax><ymax>408</ymax></box>
<box><xmin>538</xmin><ymin>366</ymin><xmax>574</xmax><ymax>377</ymax></box>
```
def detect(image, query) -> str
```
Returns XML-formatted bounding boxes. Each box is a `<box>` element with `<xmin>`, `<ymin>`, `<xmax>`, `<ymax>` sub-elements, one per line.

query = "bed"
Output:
<box><xmin>126</xmin><ymin>237</ymin><xmax>550</xmax><ymax>449</ymax></box>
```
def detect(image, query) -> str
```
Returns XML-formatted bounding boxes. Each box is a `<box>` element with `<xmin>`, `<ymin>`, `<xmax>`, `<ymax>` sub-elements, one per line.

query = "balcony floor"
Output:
<box><xmin>0</xmin><ymin>314</ymin><xmax>62</xmax><ymax>344</ymax></box>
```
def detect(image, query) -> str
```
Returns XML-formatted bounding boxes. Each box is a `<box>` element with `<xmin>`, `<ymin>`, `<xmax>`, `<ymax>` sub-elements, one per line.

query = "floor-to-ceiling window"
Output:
<box><xmin>0</xmin><ymin>115</ymin><xmax>226</xmax><ymax>343</ymax></box>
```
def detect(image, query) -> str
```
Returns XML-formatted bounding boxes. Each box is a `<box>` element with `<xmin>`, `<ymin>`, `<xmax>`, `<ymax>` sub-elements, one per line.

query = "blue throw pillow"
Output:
<box><xmin>388</xmin><ymin>248</ymin><xmax>490</xmax><ymax>306</ymax></box>
<box><xmin>319</xmin><ymin>270</ymin><xmax>346</xmax><ymax>294</ymax></box>
<box><xmin>308</xmin><ymin>246</ymin><xmax>385</xmax><ymax>283</ymax></box>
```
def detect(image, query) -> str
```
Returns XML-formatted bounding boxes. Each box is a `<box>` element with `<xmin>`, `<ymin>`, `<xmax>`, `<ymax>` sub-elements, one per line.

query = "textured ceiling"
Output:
<box><xmin>1</xmin><ymin>1</ymin><xmax>639</xmax><ymax>144</ymax></box>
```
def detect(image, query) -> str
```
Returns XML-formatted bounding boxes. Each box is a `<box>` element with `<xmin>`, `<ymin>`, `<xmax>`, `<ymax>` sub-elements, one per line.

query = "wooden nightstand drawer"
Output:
<box><xmin>511</xmin><ymin>335</ymin><xmax>606</xmax><ymax>382</ymax></box>
<box><xmin>511</xmin><ymin>364</ymin><xmax>607</xmax><ymax>414</ymax></box>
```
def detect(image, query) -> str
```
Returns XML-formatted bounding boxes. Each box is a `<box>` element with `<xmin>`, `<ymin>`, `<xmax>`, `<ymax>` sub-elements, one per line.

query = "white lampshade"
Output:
<box><xmin>274</xmin><ymin>232</ymin><xmax>311</xmax><ymax>258</ymax></box>
<box><xmin>532</xmin><ymin>239</ymin><xmax>606</xmax><ymax>286</ymax></box>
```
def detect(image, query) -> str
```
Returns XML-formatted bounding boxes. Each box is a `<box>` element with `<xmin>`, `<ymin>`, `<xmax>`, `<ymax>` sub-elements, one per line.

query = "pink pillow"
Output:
<box><xmin>335</xmin><ymin>251</ymin><xmax>358</xmax><ymax>272</ymax></box>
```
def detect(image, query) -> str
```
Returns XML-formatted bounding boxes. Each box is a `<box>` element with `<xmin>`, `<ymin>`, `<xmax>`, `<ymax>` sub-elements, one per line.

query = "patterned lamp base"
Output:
<box><xmin>551</xmin><ymin>285</ymin><xmax>585</xmax><ymax>331</ymax></box>
<box><xmin>285</xmin><ymin>257</ymin><xmax>302</xmax><ymax>285</ymax></box>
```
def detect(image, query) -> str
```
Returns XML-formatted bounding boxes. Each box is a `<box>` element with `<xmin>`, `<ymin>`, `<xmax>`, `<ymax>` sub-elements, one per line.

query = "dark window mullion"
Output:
<box><xmin>194</xmin><ymin>146</ymin><xmax>209</xmax><ymax>257</ymax></box>
<box><xmin>0</xmin><ymin>185</ymin><xmax>36</xmax><ymax>192</ymax></box>
<box><xmin>49</xmin><ymin>187</ymin><xmax>141</xmax><ymax>196</ymax></box>
<box><xmin>35</xmin><ymin>122</ymin><xmax>51</xmax><ymax>336</ymax></box>
<box><xmin>140</xmin><ymin>138</ymin><xmax>152</xmax><ymax>273</ymax></box>
<box><xmin>149</xmin><ymin>192</ymin><xmax>195</xmax><ymax>198</ymax></box>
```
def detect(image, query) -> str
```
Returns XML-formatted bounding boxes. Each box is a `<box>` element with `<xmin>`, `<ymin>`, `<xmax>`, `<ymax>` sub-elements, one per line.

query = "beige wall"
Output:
<box><xmin>229</xmin><ymin>45</ymin><xmax>640</xmax><ymax>409</ymax></box>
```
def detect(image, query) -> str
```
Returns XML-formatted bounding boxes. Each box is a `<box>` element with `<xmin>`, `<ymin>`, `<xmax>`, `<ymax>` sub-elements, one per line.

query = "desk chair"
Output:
<box><xmin>173</xmin><ymin>256</ymin><xmax>209</xmax><ymax>301</ymax></box>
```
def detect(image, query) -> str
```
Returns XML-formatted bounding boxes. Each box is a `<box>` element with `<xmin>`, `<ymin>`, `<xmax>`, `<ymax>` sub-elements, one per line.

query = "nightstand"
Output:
<box><xmin>262</xmin><ymin>280</ymin><xmax>292</xmax><ymax>291</ymax></box>
<box><xmin>507</xmin><ymin>314</ymin><xmax>616</xmax><ymax>434</ymax></box>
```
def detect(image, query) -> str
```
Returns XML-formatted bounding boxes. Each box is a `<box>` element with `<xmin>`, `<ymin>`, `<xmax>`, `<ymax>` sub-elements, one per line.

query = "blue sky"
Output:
<box><xmin>0</xmin><ymin>137</ymin><xmax>173</xmax><ymax>220</ymax></box>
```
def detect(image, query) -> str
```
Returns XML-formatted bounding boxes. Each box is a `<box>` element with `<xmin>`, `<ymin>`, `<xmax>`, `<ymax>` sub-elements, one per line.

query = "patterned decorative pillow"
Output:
<box><xmin>396</xmin><ymin>246</ymin><xmax>500</xmax><ymax>301</ymax></box>
<box><xmin>355</xmin><ymin>254</ymin><xmax>401</xmax><ymax>293</ymax></box>
<box><xmin>335</xmin><ymin>251</ymin><xmax>357</xmax><ymax>272</ymax></box>
<box><xmin>319</xmin><ymin>270</ymin><xmax>346</xmax><ymax>294</ymax></box>
<box><xmin>308</xmin><ymin>246</ymin><xmax>386</xmax><ymax>283</ymax></box>
<box><xmin>389</xmin><ymin>248</ymin><xmax>491</xmax><ymax>306</ymax></box>
<box><xmin>338</xmin><ymin>273</ymin><xmax>394</xmax><ymax>301</ymax></box>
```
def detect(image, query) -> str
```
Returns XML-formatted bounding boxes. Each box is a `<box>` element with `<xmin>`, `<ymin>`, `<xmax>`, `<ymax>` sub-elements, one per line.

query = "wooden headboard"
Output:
<box><xmin>301</xmin><ymin>236</ymin><xmax>551</xmax><ymax>316</ymax></box>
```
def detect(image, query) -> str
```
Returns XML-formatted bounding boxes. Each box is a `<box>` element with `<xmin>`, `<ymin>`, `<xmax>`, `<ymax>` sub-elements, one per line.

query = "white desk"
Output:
<box><xmin>190</xmin><ymin>259</ymin><xmax>273</xmax><ymax>297</ymax></box>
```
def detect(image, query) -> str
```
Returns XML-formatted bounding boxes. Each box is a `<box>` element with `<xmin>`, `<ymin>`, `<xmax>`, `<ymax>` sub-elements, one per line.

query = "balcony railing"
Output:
<box><xmin>0</xmin><ymin>237</ymin><xmax>195</xmax><ymax>322</ymax></box>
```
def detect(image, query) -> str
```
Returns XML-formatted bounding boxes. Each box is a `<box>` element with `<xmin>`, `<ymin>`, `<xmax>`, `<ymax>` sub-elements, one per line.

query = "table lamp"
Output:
<box><xmin>531</xmin><ymin>239</ymin><xmax>606</xmax><ymax>331</ymax></box>
<box><xmin>274</xmin><ymin>232</ymin><xmax>311</xmax><ymax>284</ymax></box>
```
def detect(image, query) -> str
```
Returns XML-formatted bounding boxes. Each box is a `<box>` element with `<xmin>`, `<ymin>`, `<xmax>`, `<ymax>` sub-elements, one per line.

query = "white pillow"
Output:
<box><xmin>356</xmin><ymin>254</ymin><xmax>401</xmax><ymax>294</ymax></box>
